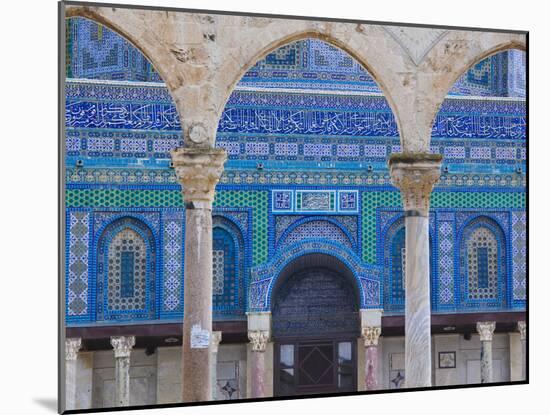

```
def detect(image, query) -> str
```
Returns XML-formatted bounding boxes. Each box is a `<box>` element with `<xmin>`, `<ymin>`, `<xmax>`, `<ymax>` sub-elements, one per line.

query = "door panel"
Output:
<box><xmin>275</xmin><ymin>338</ymin><xmax>356</xmax><ymax>396</ymax></box>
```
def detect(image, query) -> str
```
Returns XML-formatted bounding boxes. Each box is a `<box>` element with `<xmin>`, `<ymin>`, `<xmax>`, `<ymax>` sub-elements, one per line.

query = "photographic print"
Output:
<box><xmin>59</xmin><ymin>1</ymin><xmax>528</xmax><ymax>412</ymax></box>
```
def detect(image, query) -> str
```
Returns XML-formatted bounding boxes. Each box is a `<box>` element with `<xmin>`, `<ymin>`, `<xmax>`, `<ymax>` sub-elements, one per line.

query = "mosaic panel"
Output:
<box><xmin>66</xmin><ymin>189</ymin><xmax>268</xmax><ymax>265</ymax></box>
<box><xmin>67</xmin><ymin>211</ymin><xmax>90</xmax><ymax>317</ymax></box>
<box><xmin>162</xmin><ymin>211</ymin><xmax>184</xmax><ymax>313</ymax></box>
<box><xmin>212</xmin><ymin>215</ymin><xmax>248</xmax><ymax>317</ymax></box>
<box><xmin>458</xmin><ymin>216</ymin><xmax>507</xmax><ymax>309</ymax></box>
<box><xmin>213</xmin><ymin>191</ymin><xmax>268</xmax><ymax>265</ymax></box>
<box><xmin>274</xmin><ymin>215</ymin><xmax>358</xmax><ymax>248</ymax></box>
<box><xmin>279</xmin><ymin>220</ymin><xmax>353</xmax><ymax>250</ymax></box>
<box><xmin>212</xmin><ymin>250</ymin><xmax>225</xmax><ymax>295</ymax></box>
<box><xmin>511</xmin><ymin>211</ymin><xmax>527</xmax><ymax>300</ymax></box>
<box><xmin>338</xmin><ymin>191</ymin><xmax>358</xmax><ymax>212</ymax></box>
<box><xmin>106</xmin><ymin>228</ymin><xmax>147</xmax><ymax>310</ymax></box>
<box><xmin>363</xmin><ymin>190</ymin><xmax>525</xmax><ymax>264</ymax></box>
<box><xmin>390</xmin><ymin>227</ymin><xmax>406</xmax><ymax>305</ymax></box>
<box><xmin>466</xmin><ymin>228</ymin><xmax>499</xmax><ymax>300</ymax></box>
<box><xmin>297</xmin><ymin>190</ymin><xmax>335</xmax><ymax>212</ymax></box>
<box><xmin>438</xmin><ymin>220</ymin><xmax>455</xmax><ymax>305</ymax></box>
<box><xmin>96</xmin><ymin>216</ymin><xmax>157</xmax><ymax>321</ymax></box>
<box><xmin>67</xmin><ymin>168</ymin><xmax>527</xmax><ymax>189</ymax></box>
<box><xmin>66</xmin><ymin>18</ymin><xmax>162</xmax><ymax>82</ymax></box>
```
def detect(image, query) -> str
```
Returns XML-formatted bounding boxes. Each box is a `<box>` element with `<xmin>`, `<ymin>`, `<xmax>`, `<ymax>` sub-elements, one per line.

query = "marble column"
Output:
<box><xmin>110</xmin><ymin>335</ymin><xmax>135</xmax><ymax>407</ymax></box>
<box><xmin>362</xmin><ymin>327</ymin><xmax>381</xmax><ymax>390</ymax></box>
<box><xmin>210</xmin><ymin>331</ymin><xmax>222</xmax><ymax>400</ymax></box>
<box><xmin>389</xmin><ymin>153</ymin><xmax>442</xmax><ymax>388</ymax></box>
<box><xmin>65</xmin><ymin>338</ymin><xmax>82</xmax><ymax>410</ymax></box>
<box><xmin>171</xmin><ymin>147</ymin><xmax>227</xmax><ymax>402</ymax></box>
<box><xmin>248</xmin><ymin>330</ymin><xmax>269</xmax><ymax>398</ymax></box>
<box><xmin>476</xmin><ymin>321</ymin><xmax>496</xmax><ymax>383</ymax></box>
<box><xmin>518</xmin><ymin>321</ymin><xmax>527</xmax><ymax>380</ymax></box>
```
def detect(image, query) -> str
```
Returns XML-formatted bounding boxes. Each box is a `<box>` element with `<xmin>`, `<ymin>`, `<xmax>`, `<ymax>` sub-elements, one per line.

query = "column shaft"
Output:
<box><xmin>115</xmin><ymin>355</ymin><xmax>131</xmax><ymax>406</ymax></box>
<box><xmin>251</xmin><ymin>350</ymin><xmax>266</xmax><ymax>398</ymax></box>
<box><xmin>248</xmin><ymin>330</ymin><xmax>269</xmax><ymax>398</ymax></box>
<box><xmin>171</xmin><ymin>147</ymin><xmax>227</xmax><ymax>402</ymax></box>
<box><xmin>405</xmin><ymin>215</ymin><xmax>431</xmax><ymax>388</ymax></box>
<box><xmin>365</xmin><ymin>346</ymin><xmax>378</xmax><ymax>390</ymax></box>
<box><xmin>389</xmin><ymin>153</ymin><xmax>442</xmax><ymax>389</ymax></box>
<box><xmin>65</xmin><ymin>338</ymin><xmax>81</xmax><ymax>411</ymax></box>
<box><xmin>477</xmin><ymin>321</ymin><xmax>495</xmax><ymax>384</ymax></box>
<box><xmin>111</xmin><ymin>336</ymin><xmax>135</xmax><ymax>407</ymax></box>
<box><xmin>210</xmin><ymin>331</ymin><xmax>222</xmax><ymax>400</ymax></box>
<box><xmin>480</xmin><ymin>340</ymin><xmax>492</xmax><ymax>383</ymax></box>
<box><xmin>182</xmin><ymin>207</ymin><xmax>213</xmax><ymax>401</ymax></box>
<box><xmin>362</xmin><ymin>325</ymin><xmax>381</xmax><ymax>390</ymax></box>
<box><xmin>518</xmin><ymin>321</ymin><xmax>526</xmax><ymax>380</ymax></box>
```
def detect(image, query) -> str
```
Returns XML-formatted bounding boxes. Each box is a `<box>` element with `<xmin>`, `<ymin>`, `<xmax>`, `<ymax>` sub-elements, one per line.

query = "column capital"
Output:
<box><xmin>477</xmin><ymin>321</ymin><xmax>496</xmax><ymax>342</ymax></box>
<box><xmin>110</xmin><ymin>336</ymin><xmax>136</xmax><ymax>358</ymax></box>
<box><xmin>171</xmin><ymin>147</ymin><xmax>227</xmax><ymax>207</ymax></box>
<box><xmin>65</xmin><ymin>338</ymin><xmax>82</xmax><ymax>361</ymax></box>
<box><xmin>248</xmin><ymin>330</ymin><xmax>270</xmax><ymax>352</ymax></box>
<box><xmin>211</xmin><ymin>331</ymin><xmax>222</xmax><ymax>354</ymax></box>
<box><xmin>517</xmin><ymin>321</ymin><xmax>527</xmax><ymax>341</ymax></box>
<box><xmin>388</xmin><ymin>153</ymin><xmax>443</xmax><ymax>216</ymax></box>
<box><xmin>362</xmin><ymin>326</ymin><xmax>382</xmax><ymax>347</ymax></box>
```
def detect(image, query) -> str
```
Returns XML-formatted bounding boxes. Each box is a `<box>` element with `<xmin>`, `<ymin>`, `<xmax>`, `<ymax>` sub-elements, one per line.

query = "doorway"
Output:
<box><xmin>271</xmin><ymin>256</ymin><xmax>360</xmax><ymax>396</ymax></box>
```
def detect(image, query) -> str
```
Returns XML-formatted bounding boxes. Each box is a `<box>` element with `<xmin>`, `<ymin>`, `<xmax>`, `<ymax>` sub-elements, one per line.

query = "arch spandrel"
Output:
<box><xmin>417</xmin><ymin>30</ymin><xmax>527</xmax><ymax>150</ymax></box>
<box><xmin>210</xmin><ymin>21</ymin><xmax>413</xmax><ymax>149</ymax></box>
<box><xmin>65</xmin><ymin>6</ymin><xmax>526</xmax><ymax>153</ymax></box>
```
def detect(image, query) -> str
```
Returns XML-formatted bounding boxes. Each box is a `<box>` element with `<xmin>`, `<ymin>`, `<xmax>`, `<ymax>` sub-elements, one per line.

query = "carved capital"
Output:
<box><xmin>171</xmin><ymin>147</ymin><xmax>227</xmax><ymax>206</ymax></box>
<box><xmin>388</xmin><ymin>153</ymin><xmax>442</xmax><ymax>215</ymax></box>
<box><xmin>65</xmin><ymin>338</ymin><xmax>82</xmax><ymax>361</ymax></box>
<box><xmin>248</xmin><ymin>330</ymin><xmax>270</xmax><ymax>352</ymax></box>
<box><xmin>110</xmin><ymin>336</ymin><xmax>135</xmax><ymax>359</ymax></box>
<box><xmin>477</xmin><ymin>321</ymin><xmax>496</xmax><ymax>342</ymax></box>
<box><xmin>517</xmin><ymin>321</ymin><xmax>526</xmax><ymax>341</ymax></box>
<box><xmin>362</xmin><ymin>326</ymin><xmax>381</xmax><ymax>347</ymax></box>
<box><xmin>211</xmin><ymin>331</ymin><xmax>222</xmax><ymax>354</ymax></box>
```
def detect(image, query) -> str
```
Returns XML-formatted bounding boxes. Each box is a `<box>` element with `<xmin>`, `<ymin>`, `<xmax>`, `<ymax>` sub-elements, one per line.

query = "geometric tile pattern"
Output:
<box><xmin>213</xmin><ymin>191</ymin><xmax>268</xmax><ymax>265</ymax></box>
<box><xmin>511</xmin><ymin>211</ymin><xmax>527</xmax><ymax>300</ymax></box>
<box><xmin>363</xmin><ymin>190</ymin><xmax>523</xmax><ymax>265</ymax></box>
<box><xmin>67</xmin><ymin>168</ymin><xmax>527</xmax><ymax>189</ymax></box>
<box><xmin>106</xmin><ymin>228</ymin><xmax>147</xmax><ymax>310</ymax></box>
<box><xmin>279</xmin><ymin>219</ymin><xmax>353</xmax><ymax>250</ymax></box>
<box><xmin>64</xmin><ymin>21</ymin><xmax>528</xmax><ymax>325</ymax></box>
<box><xmin>67</xmin><ymin>211</ymin><xmax>90</xmax><ymax>316</ymax></box>
<box><xmin>66</xmin><ymin>17</ymin><xmax>161</xmax><ymax>82</ymax></box>
<box><xmin>212</xmin><ymin>216</ymin><xmax>246</xmax><ymax>315</ymax></box>
<box><xmin>458</xmin><ymin>216</ymin><xmax>507</xmax><ymax>309</ymax></box>
<box><xmin>466</xmin><ymin>227</ymin><xmax>499</xmax><ymax>300</ymax></box>
<box><xmin>438</xmin><ymin>220</ymin><xmax>455</xmax><ymax>305</ymax></box>
<box><xmin>162</xmin><ymin>211</ymin><xmax>183</xmax><ymax>313</ymax></box>
<box><xmin>212</xmin><ymin>250</ymin><xmax>225</xmax><ymax>295</ymax></box>
<box><xmin>96</xmin><ymin>216</ymin><xmax>157</xmax><ymax>321</ymax></box>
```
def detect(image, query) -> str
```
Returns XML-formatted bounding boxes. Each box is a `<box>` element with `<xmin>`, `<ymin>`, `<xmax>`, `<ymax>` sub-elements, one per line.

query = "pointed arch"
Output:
<box><xmin>95</xmin><ymin>216</ymin><xmax>157</xmax><ymax>321</ymax></box>
<box><xmin>458</xmin><ymin>215</ymin><xmax>508</xmax><ymax>309</ymax></box>
<box><xmin>212</xmin><ymin>215</ymin><xmax>247</xmax><ymax>317</ymax></box>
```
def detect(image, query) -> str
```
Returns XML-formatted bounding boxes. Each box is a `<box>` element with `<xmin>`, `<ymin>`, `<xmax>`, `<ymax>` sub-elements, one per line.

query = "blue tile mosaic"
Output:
<box><xmin>64</xmin><ymin>20</ymin><xmax>527</xmax><ymax>326</ymax></box>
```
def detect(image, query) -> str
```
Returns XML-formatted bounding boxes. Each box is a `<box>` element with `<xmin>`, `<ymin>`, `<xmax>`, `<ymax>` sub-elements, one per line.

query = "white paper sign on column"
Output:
<box><xmin>191</xmin><ymin>324</ymin><xmax>211</xmax><ymax>349</ymax></box>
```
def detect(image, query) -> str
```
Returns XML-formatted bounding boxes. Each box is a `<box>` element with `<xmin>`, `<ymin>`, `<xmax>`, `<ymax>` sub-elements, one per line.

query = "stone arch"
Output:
<box><xmin>457</xmin><ymin>214</ymin><xmax>508</xmax><ymax>309</ymax></box>
<box><xmin>64</xmin><ymin>5</ymin><xmax>188</xmax><ymax>139</ymax></box>
<box><xmin>212</xmin><ymin>25</ymin><xmax>407</xmax><ymax>147</ymax></box>
<box><xmin>419</xmin><ymin>31</ymin><xmax>526</xmax><ymax>149</ymax></box>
